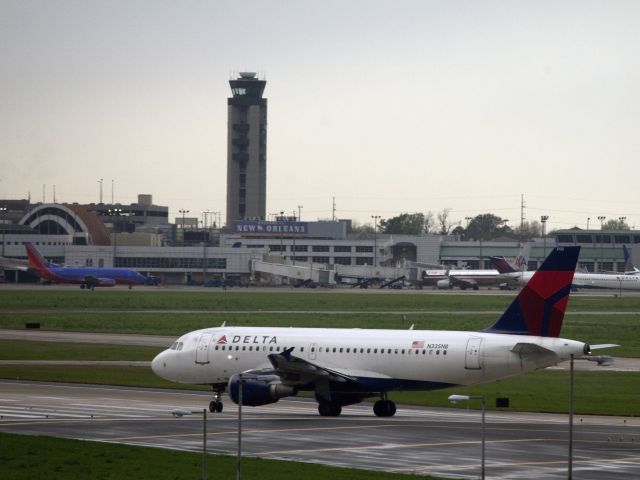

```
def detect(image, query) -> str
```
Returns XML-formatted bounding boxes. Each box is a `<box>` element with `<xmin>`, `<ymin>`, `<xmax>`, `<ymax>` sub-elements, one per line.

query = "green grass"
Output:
<box><xmin>1</xmin><ymin>289</ymin><xmax>639</xmax><ymax>312</ymax></box>
<box><xmin>0</xmin><ymin>340</ymin><xmax>162</xmax><ymax>361</ymax></box>
<box><xmin>0</xmin><ymin>432</ymin><xmax>436</xmax><ymax>480</ymax></box>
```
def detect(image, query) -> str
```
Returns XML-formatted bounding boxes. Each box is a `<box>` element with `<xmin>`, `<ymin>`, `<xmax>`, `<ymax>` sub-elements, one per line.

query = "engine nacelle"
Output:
<box><xmin>436</xmin><ymin>279</ymin><xmax>452</xmax><ymax>289</ymax></box>
<box><xmin>228</xmin><ymin>373</ymin><xmax>297</xmax><ymax>406</ymax></box>
<box><xmin>97</xmin><ymin>278</ymin><xmax>117</xmax><ymax>287</ymax></box>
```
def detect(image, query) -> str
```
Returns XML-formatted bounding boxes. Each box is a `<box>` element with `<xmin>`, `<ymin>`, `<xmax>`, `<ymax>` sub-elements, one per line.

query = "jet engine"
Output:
<box><xmin>228</xmin><ymin>373</ymin><xmax>297</xmax><ymax>406</ymax></box>
<box><xmin>436</xmin><ymin>279</ymin><xmax>453</xmax><ymax>289</ymax></box>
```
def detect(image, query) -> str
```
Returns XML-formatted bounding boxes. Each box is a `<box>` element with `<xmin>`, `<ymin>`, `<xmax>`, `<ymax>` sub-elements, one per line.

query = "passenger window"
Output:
<box><xmin>401</xmin><ymin>349</ymin><xmax>405</xmax><ymax>354</ymax></box>
<box><xmin>373</xmin><ymin>348</ymin><xmax>377</xmax><ymax>353</ymax></box>
<box><xmin>339</xmin><ymin>348</ymin><xmax>343</xmax><ymax>353</ymax></box>
<box><xmin>346</xmin><ymin>348</ymin><xmax>350</xmax><ymax>353</ymax></box>
<box><xmin>269</xmin><ymin>346</ymin><xmax>274</xmax><ymax>352</ymax></box>
<box><xmin>235</xmin><ymin>346</ymin><xmax>239</xmax><ymax>351</ymax></box>
<box><xmin>214</xmin><ymin>345</ymin><xmax>219</xmax><ymax>350</ymax></box>
<box><xmin>367</xmin><ymin>348</ymin><xmax>371</xmax><ymax>353</ymax></box>
<box><xmin>249</xmin><ymin>346</ymin><xmax>253</xmax><ymax>351</ymax></box>
<box><xmin>436</xmin><ymin>350</ymin><xmax>440</xmax><ymax>355</ymax></box>
<box><xmin>333</xmin><ymin>348</ymin><xmax>337</xmax><ymax>353</ymax></box>
<box><xmin>301</xmin><ymin>347</ymin><xmax>304</xmax><ymax>352</ymax></box>
<box><xmin>414</xmin><ymin>350</ymin><xmax>419</xmax><ymax>354</ymax></box>
<box><xmin>394</xmin><ymin>349</ymin><xmax>398</xmax><ymax>354</ymax></box>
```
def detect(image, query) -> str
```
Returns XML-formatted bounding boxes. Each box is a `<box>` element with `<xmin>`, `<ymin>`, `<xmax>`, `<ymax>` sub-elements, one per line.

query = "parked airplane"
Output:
<box><xmin>25</xmin><ymin>242</ymin><xmax>146</xmax><ymax>289</ymax></box>
<box><xmin>422</xmin><ymin>246</ymin><xmax>530</xmax><ymax>290</ymax></box>
<box><xmin>490</xmin><ymin>249</ymin><xmax>640</xmax><ymax>291</ymax></box>
<box><xmin>422</xmin><ymin>267</ymin><xmax>501</xmax><ymax>290</ymax></box>
<box><xmin>152</xmin><ymin>246</ymin><xmax>615</xmax><ymax>417</ymax></box>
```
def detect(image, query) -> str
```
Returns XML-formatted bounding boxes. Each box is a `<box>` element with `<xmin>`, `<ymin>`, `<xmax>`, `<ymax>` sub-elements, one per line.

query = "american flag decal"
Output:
<box><xmin>411</xmin><ymin>340</ymin><xmax>425</xmax><ymax>348</ymax></box>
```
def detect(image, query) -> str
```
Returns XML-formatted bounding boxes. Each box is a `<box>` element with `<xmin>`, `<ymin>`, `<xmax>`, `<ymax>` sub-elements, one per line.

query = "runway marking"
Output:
<box><xmin>403</xmin><ymin>455</ymin><xmax>640</xmax><ymax>474</ymax></box>
<box><xmin>100</xmin><ymin>422</ymin><xmax>398</xmax><ymax>442</ymax></box>
<box><xmin>256</xmin><ymin>437</ymin><xmax>549</xmax><ymax>455</ymax></box>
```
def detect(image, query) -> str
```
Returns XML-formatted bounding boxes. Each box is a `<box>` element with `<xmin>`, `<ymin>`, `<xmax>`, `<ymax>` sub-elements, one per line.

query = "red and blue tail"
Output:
<box><xmin>25</xmin><ymin>242</ymin><xmax>50</xmax><ymax>270</ymax></box>
<box><xmin>485</xmin><ymin>246</ymin><xmax>580</xmax><ymax>337</ymax></box>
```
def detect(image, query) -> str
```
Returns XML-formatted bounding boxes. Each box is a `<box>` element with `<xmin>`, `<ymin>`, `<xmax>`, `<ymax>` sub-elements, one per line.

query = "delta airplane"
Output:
<box><xmin>25</xmin><ymin>242</ymin><xmax>146</xmax><ymax>290</ymax></box>
<box><xmin>491</xmin><ymin>246</ymin><xmax>640</xmax><ymax>291</ymax></box>
<box><xmin>152</xmin><ymin>246</ymin><xmax>615</xmax><ymax>417</ymax></box>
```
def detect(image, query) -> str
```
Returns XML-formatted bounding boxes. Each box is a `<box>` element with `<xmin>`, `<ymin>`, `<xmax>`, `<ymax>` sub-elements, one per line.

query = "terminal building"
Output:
<box><xmin>1</xmin><ymin>199</ymin><xmax>639</xmax><ymax>286</ymax></box>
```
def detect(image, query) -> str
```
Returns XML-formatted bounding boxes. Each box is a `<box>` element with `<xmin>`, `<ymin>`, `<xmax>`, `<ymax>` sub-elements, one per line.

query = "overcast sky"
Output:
<box><xmin>2</xmin><ymin>1</ymin><xmax>639</xmax><ymax>231</ymax></box>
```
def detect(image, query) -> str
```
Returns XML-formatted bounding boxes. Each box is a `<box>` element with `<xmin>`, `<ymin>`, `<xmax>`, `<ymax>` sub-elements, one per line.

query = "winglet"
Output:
<box><xmin>281</xmin><ymin>346</ymin><xmax>295</xmax><ymax>361</ymax></box>
<box><xmin>484</xmin><ymin>246</ymin><xmax>580</xmax><ymax>337</ymax></box>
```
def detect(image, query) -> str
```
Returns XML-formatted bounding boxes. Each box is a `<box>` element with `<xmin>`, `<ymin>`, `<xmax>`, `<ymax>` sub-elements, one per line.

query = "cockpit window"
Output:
<box><xmin>170</xmin><ymin>342</ymin><xmax>184</xmax><ymax>351</ymax></box>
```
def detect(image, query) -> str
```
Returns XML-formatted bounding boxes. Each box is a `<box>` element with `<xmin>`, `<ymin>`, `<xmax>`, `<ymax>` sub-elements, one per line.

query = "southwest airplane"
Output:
<box><xmin>25</xmin><ymin>242</ymin><xmax>146</xmax><ymax>289</ymax></box>
<box><xmin>490</xmin><ymin>246</ymin><xmax>640</xmax><ymax>291</ymax></box>
<box><xmin>152</xmin><ymin>246</ymin><xmax>614</xmax><ymax>417</ymax></box>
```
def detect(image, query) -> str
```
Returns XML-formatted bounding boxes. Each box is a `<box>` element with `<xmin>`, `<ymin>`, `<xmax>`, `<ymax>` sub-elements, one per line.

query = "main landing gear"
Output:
<box><xmin>208</xmin><ymin>385</ymin><xmax>225</xmax><ymax>413</ymax></box>
<box><xmin>318</xmin><ymin>401</ymin><xmax>342</xmax><ymax>417</ymax></box>
<box><xmin>373</xmin><ymin>394</ymin><xmax>396</xmax><ymax>417</ymax></box>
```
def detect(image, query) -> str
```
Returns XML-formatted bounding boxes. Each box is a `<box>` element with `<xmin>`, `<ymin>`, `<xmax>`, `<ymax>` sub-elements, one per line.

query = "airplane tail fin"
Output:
<box><xmin>623</xmin><ymin>245</ymin><xmax>638</xmax><ymax>273</ymax></box>
<box><xmin>484</xmin><ymin>246</ymin><xmax>580</xmax><ymax>337</ymax></box>
<box><xmin>489</xmin><ymin>256</ymin><xmax>517</xmax><ymax>274</ymax></box>
<box><xmin>25</xmin><ymin>242</ymin><xmax>50</xmax><ymax>270</ymax></box>
<box><xmin>489</xmin><ymin>243</ymin><xmax>530</xmax><ymax>274</ymax></box>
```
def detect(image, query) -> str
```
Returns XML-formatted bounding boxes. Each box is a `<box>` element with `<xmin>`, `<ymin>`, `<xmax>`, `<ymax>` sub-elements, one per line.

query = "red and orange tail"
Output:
<box><xmin>25</xmin><ymin>242</ymin><xmax>49</xmax><ymax>270</ymax></box>
<box><xmin>485</xmin><ymin>246</ymin><xmax>580</xmax><ymax>337</ymax></box>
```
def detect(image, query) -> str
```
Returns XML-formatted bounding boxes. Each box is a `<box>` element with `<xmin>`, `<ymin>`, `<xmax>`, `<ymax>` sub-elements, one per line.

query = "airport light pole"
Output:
<box><xmin>179</xmin><ymin>209</ymin><xmax>189</xmax><ymax>246</ymax></box>
<box><xmin>568</xmin><ymin>354</ymin><xmax>574</xmax><ymax>480</ymax></box>
<box><xmin>540</xmin><ymin>216</ymin><xmax>549</xmax><ymax>258</ymax></box>
<box><xmin>448</xmin><ymin>394</ymin><xmax>486</xmax><ymax>480</ymax></box>
<box><xmin>597</xmin><ymin>216</ymin><xmax>606</xmax><ymax>272</ymax></box>
<box><xmin>586</xmin><ymin>217</ymin><xmax>590</xmax><ymax>229</ymax></box>
<box><xmin>0</xmin><ymin>206</ymin><xmax>7</xmax><ymax>258</ymax></box>
<box><xmin>371</xmin><ymin>215</ymin><xmax>380</xmax><ymax>268</ymax></box>
<box><xmin>279</xmin><ymin>211</ymin><xmax>285</xmax><ymax>259</ymax></box>
<box><xmin>170</xmin><ymin>408</ymin><xmax>208</xmax><ymax>480</ymax></box>
<box><xmin>237</xmin><ymin>373</ymin><xmax>244</xmax><ymax>480</ymax></box>
<box><xmin>297</xmin><ymin>205</ymin><xmax>303</xmax><ymax>221</ymax></box>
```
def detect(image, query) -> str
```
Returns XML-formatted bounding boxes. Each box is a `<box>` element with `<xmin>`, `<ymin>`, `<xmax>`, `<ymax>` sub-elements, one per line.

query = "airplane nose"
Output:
<box><xmin>151</xmin><ymin>351</ymin><xmax>168</xmax><ymax>377</ymax></box>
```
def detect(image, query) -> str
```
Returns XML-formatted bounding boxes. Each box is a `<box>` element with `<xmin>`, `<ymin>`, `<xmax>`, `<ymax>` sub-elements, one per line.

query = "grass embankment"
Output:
<box><xmin>0</xmin><ymin>432</ymin><xmax>436</xmax><ymax>480</ymax></box>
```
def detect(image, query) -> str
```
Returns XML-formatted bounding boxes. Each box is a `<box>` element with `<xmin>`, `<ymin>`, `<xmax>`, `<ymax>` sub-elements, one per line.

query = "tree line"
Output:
<box><xmin>349</xmin><ymin>211</ymin><xmax>631</xmax><ymax>241</ymax></box>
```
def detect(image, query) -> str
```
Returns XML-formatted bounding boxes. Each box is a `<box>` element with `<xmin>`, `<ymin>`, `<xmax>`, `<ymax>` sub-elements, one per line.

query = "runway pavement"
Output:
<box><xmin>1</xmin><ymin>380</ymin><xmax>638</xmax><ymax>479</ymax></box>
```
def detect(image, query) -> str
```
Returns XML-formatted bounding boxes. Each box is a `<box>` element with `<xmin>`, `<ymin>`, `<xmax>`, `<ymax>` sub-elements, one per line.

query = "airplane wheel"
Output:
<box><xmin>318</xmin><ymin>402</ymin><xmax>342</xmax><ymax>417</ymax></box>
<box><xmin>209</xmin><ymin>401</ymin><xmax>223</xmax><ymax>413</ymax></box>
<box><xmin>80</xmin><ymin>284</ymin><xmax>85</xmax><ymax>289</ymax></box>
<box><xmin>373</xmin><ymin>400</ymin><xmax>396</xmax><ymax>417</ymax></box>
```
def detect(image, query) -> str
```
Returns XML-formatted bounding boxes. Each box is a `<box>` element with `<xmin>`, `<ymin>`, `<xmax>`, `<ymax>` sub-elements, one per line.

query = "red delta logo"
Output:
<box><xmin>216</xmin><ymin>335</ymin><xmax>228</xmax><ymax>344</ymax></box>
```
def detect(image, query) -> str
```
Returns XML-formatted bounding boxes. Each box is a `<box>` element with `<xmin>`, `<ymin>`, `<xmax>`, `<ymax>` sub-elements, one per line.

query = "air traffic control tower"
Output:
<box><xmin>226</xmin><ymin>72</ymin><xmax>267</xmax><ymax>225</ymax></box>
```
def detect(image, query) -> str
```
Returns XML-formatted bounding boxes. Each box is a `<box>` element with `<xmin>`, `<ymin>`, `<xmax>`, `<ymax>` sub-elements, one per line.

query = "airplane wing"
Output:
<box><xmin>243</xmin><ymin>347</ymin><xmax>390</xmax><ymax>401</ymax></box>
<box><xmin>448</xmin><ymin>275</ymin><xmax>479</xmax><ymax>290</ymax></box>
<box><xmin>84</xmin><ymin>276</ymin><xmax>116</xmax><ymax>287</ymax></box>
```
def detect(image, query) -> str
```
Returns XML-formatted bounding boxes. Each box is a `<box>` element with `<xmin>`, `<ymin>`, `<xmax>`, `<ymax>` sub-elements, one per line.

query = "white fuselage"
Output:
<box><xmin>152</xmin><ymin>326</ymin><xmax>587</xmax><ymax>391</ymax></box>
<box><xmin>504</xmin><ymin>270</ymin><xmax>640</xmax><ymax>291</ymax></box>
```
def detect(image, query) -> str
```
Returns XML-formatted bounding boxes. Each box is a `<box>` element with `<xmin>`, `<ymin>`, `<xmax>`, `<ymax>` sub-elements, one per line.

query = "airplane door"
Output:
<box><xmin>195</xmin><ymin>333</ymin><xmax>212</xmax><ymax>364</ymax></box>
<box><xmin>465</xmin><ymin>337</ymin><xmax>483</xmax><ymax>370</ymax></box>
<box><xmin>308</xmin><ymin>342</ymin><xmax>318</xmax><ymax>360</ymax></box>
